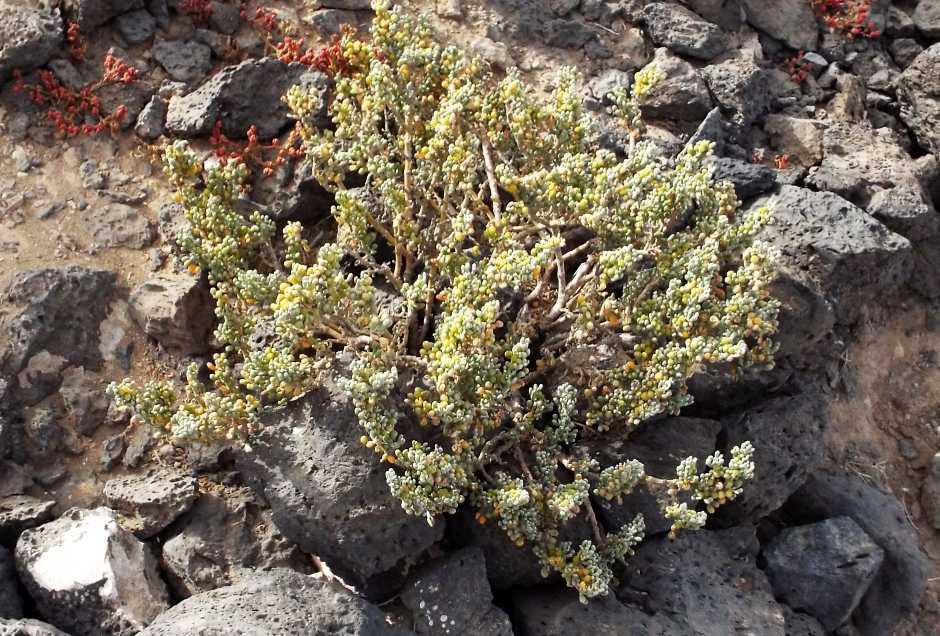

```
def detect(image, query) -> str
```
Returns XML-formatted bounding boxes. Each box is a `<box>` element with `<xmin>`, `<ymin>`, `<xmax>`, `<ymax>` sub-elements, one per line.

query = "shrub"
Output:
<box><xmin>111</xmin><ymin>0</ymin><xmax>779</xmax><ymax>601</ymax></box>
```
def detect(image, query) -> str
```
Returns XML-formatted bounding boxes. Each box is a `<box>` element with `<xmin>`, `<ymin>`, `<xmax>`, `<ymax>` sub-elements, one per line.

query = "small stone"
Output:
<box><xmin>100</xmin><ymin>434</ymin><xmax>126</xmax><ymax>471</ymax></box>
<box><xmin>890</xmin><ymin>39</ymin><xmax>924</xmax><ymax>69</ymax></box>
<box><xmin>135</xmin><ymin>95</ymin><xmax>168</xmax><ymax>141</ymax></box>
<box><xmin>122</xmin><ymin>423</ymin><xmax>154</xmax><ymax>469</ymax></box>
<box><xmin>129</xmin><ymin>272</ymin><xmax>214</xmax><ymax>355</ymax></box>
<box><xmin>79</xmin><ymin>160</ymin><xmax>106</xmax><ymax>190</ymax></box>
<box><xmin>307</xmin><ymin>9</ymin><xmax>358</xmax><ymax>35</ymax></box>
<box><xmin>85</xmin><ymin>203</ymin><xmax>156</xmax><ymax>250</ymax></box>
<box><xmin>764</xmin><ymin>115</ymin><xmax>824</xmax><ymax>166</ymax></box>
<box><xmin>436</xmin><ymin>0</ymin><xmax>462</xmax><ymax>19</ymax></box>
<box><xmin>208</xmin><ymin>1</ymin><xmax>241</xmax><ymax>34</ymax></box>
<box><xmin>104</xmin><ymin>467</ymin><xmax>198</xmax><ymax>538</ymax></box>
<box><xmin>114</xmin><ymin>9</ymin><xmax>156</xmax><ymax>45</ymax></box>
<box><xmin>469</xmin><ymin>37</ymin><xmax>514</xmax><ymax>71</ymax></box>
<box><xmin>12</xmin><ymin>147</ymin><xmax>31</xmax><ymax>173</ymax></box>
<box><xmin>152</xmin><ymin>39</ymin><xmax>212</xmax><ymax>84</ymax></box>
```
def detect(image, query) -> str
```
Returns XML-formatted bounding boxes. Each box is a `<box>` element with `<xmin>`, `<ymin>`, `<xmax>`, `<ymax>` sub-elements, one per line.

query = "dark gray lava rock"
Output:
<box><xmin>59</xmin><ymin>367</ymin><xmax>109</xmax><ymax>436</ymax></box>
<box><xmin>15</xmin><ymin>508</ymin><xmax>169</xmax><ymax>636</ymax></box>
<box><xmin>786</xmin><ymin>471</ymin><xmax>929</xmax><ymax>636</ymax></box>
<box><xmin>165</xmin><ymin>58</ymin><xmax>332</xmax><ymax>139</ymax></box>
<box><xmin>152</xmin><ymin>40</ymin><xmax>212</xmax><ymax>84</ymax></box>
<box><xmin>401</xmin><ymin>547</ymin><xmax>512</xmax><ymax>636</ymax></box>
<box><xmin>913</xmin><ymin>0</ymin><xmax>940</xmax><ymax>38</ymax></box>
<box><xmin>63</xmin><ymin>0</ymin><xmax>145</xmax><ymax>29</ymax></box>
<box><xmin>512</xmin><ymin>589</ymin><xmax>681</xmax><ymax>636</ymax></box>
<box><xmin>234</xmin><ymin>368</ymin><xmax>442</xmax><ymax>594</ymax></box>
<box><xmin>0</xmin><ymin>545</ymin><xmax>23</xmax><ymax>619</ymax></box>
<box><xmin>898</xmin><ymin>43</ymin><xmax>940</xmax><ymax>156</ymax></box>
<box><xmin>709</xmin><ymin>157</ymin><xmax>776</xmax><ymax>200</ymax></box>
<box><xmin>701</xmin><ymin>55</ymin><xmax>772</xmax><ymax>130</ymax></box>
<box><xmin>618</xmin><ymin>528</ymin><xmax>785</xmax><ymax>635</ymax></box>
<box><xmin>636</xmin><ymin>48</ymin><xmax>712</xmax><ymax>122</ymax></box>
<box><xmin>643</xmin><ymin>3</ymin><xmax>728</xmax><ymax>61</ymax></box>
<box><xmin>0</xmin><ymin>496</ymin><xmax>56</xmax><ymax>547</ymax></box>
<box><xmin>1</xmin><ymin>267</ymin><xmax>116</xmax><ymax>399</ymax></box>
<box><xmin>588</xmin><ymin>417</ymin><xmax>720</xmax><ymax>536</ymax></box>
<box><xmin>719</xmin><ymin>393</ymin><xmax>827</xmax><ymax>524</ymax></box>
<box><xmin>135</xmin><ymin>94</ymin><xmax>168</xmax><ymax>140</ymax></box>
<box><xmin>128</xmin><ymin>272</ymin><xmax>214</xmax><ymax>355</ymax></box>
<box><xmin>114</xmin><ymin>9</ymin><xmax>156</xmax><ymax>45</ymax></box>
<box><xmin>740</xmin><ymin>0</ymin><xmax>818</xmax><ymax>50</ymax></box>
<box><xmin>85</xmin><ymin>204</ymin><xmax>157</xmax><ymax>250</ymax></box>
<box><xmin>753</xmin><ymin>185</ymin><xmax>912</xmax><ymax>324</ymax></box>
<box><xmin>0</xmin><ymin>1</ymin><xmax>62</xmax><ymax>82</ymax></box>
<box><xmin>103</xmin><ymin>467</ymin><xmax>197</xmax><ymax>538</ymax></box>
<box><xmin>762</xmin><ymin>517</ymin><xmax>883</xmax><ymax>631</ymax></box>
<box><xmin>139</xmin><ymin>569</ymin><xmax>407</xmax><ymax>635</ymax></box>
<box><xmin>161</xmin><ymin>489</ymin><xmax>314</xmax><ymax>597</ymax></box>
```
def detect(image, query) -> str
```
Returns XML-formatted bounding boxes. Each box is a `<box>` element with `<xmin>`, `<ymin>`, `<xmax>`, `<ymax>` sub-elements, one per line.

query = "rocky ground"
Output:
<box><xmin>1</xmin><ymin>0</ymin><xmax>940</xmax><ymax>634</ymax></box>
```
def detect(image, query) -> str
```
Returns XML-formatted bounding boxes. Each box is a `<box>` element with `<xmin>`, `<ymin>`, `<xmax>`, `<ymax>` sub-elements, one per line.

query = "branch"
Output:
<box><xmin>480</xmin><ymin>129</ymin><xmax>502</xmax><ymax>222</ymax></box>
<box><xmin>585</xmin><ymin>499</ymin><xmax>607</xmax><ymax>549</ymax></box>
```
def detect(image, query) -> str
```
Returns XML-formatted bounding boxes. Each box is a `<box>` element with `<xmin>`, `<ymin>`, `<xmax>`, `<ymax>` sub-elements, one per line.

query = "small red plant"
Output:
<box><xmin>12</xmin><ymin>54</ymin><xmax>139</xmax><ymax>137</ymax></box>
<box><xmin>245</xmin><ymin>5</ymin><xmax>281</xmax><ymax>35</ymax></box>
<box><xmin>179</xmin><ymin>0</ymin><xmax>214</xmax><ymax>24</ymax></box>
<box><xmin>66</xmin><ymin>20</ymin><xmax>86</xmax><ymax>62</ymax></box>
<box><xmin>809</xmin><ymin>0</ymin><xmax>880</xmax><ymax>39</ymax></box>
<box><xmin>785</xmin><ymin>52</ymin><xmax>814</xmax><ymax>84</ymax></box>
<box><xmin>774</xmin><ymin>154</ymin><xmax>791</xmax><ymax>170</ymax></box>
<box><xmin>209</xmin><ymin>120</ymin><xmax>305</xmax><ymax>177</ymax></box>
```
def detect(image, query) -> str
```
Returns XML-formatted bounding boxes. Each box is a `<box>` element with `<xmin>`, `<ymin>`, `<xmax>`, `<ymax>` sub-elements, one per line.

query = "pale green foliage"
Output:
<box><xmin>110</xmin><ymin>0</ymin><xmax>778</xmax><ymax>602</ymax></box>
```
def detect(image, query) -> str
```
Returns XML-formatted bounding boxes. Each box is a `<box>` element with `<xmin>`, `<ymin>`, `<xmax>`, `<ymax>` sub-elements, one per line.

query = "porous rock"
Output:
<box><xmin>0</xmin><ymin>545</ymin><xmax>23</xmax><ymax>619</ymax></box>
<box><xmin>701</xmin><ymin>55</ymin><xmax>772</xmax><ymax>130</ymax></box>
<box><xmin>85</xmin><ymin>204</ymin><xmax>157</xmax><ymax>250</ymax></box>
<box><xmin>898</xmin><ymin>43</ymin><xmax>940</xmax><ymax>156</ymax></box>
<box><xmin>165</xmin><ymin>58</ymin><xmax>332</xmax><ymax>139</ymax></box>
<box><xmin>762</xmin><ymin>517</ymin><xmax>883</xmax><ymax>631</ymax></box>
<box><xmin>642</xmin><ymin>3</ymin><xmax>728</xmax><ymax>61</ymax></box>
<box><xmin>103</xmin><ymin>467</ymin><xmax>197</xmax><ymax>538</ymax></box>
<box><xmin>740</xmin><ymin>0</ymin><xmax>818</xmax><ymax>50</ymax></box>
<box><xmin>152</xmin><ymin>40</ymin><xmax>212</xmax><ymax>84</ymax></box>
<box><xmin>0</xmin><ymin>496</ymin><xmax>56</xmax><ymax>547</ymax></box>
<box><xmin>753</xmin><ymin>185</ymin><xmax>912</xmax><ymax>324</ymax></box>
<box><xmin>718</xmin><ymin>393</ymin><xmax>827</xmax><ymax>524</ymax></box>
<box><xmin>512</xmin><ymin>589</ymin><xmax>681</xmax><ymax>636</ymax></box>
<box><xmin>913</xmin><ymin>0</ymin><xmax>940</xmax><ymax>38</ymax></box>
<box><xmin>401</xmin><ymin>547</ymin><xmax>512</xmax><ymax>636</ymax></box>
<box><xmin>1</xmin><ymin>267</ymin><xmax>116</xmax><ymax>395</ymax></box>
<box><xmin>161</xmin><ymin>489</ymin><xmax>313</xmax><ymax>597</ymax></box>
<box><xmin>138</xmin><ymin>568</ymin><xmax>407</xmax><ymax>635</ymax></box>
<box><xmin>618</xmin><ymin>528</ymin><xmax>786</xmax><ymax>635</ymax></box>
<box><xmin>234</xmin><ymin>367</ymin><xmax>442</xmax><ymax>594</ymax></box>
<box><xmin>63</xmin><ymin>0</ymin><xmax>145</xmax><ymax>29</ymax></box>
<box><xmin>0</xmin><ymin>1</ymin><xmax>62</xmax><ymax>82</ymax></box>
<box><xmin>15</xmin><ymin>507</ymin><xmax>169</xmax><ymax>636</ymax></box>
<box><xmin>588</xmin><ymin>417</ymin><xmax>721</xmax><ymax>536</ymax></box>
<box><xmin>636</xmin><ymin>48</ymin><xmax>712</xmax><ymax>122</ymax></box>
<box><xmin>786</xmin><ymin>471</ymin><xmax>929</xmax><ymax>636</ymax></box>
<box><xmin>128</xmin><ymin>272</ymin><xmax>214</xmax><ymax>355</ymax></box>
